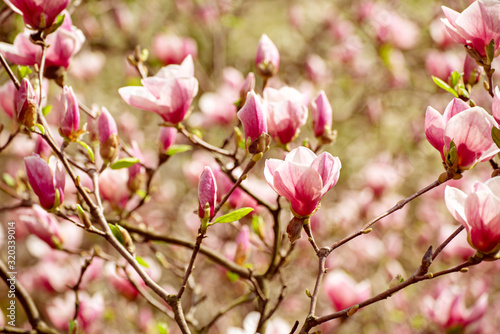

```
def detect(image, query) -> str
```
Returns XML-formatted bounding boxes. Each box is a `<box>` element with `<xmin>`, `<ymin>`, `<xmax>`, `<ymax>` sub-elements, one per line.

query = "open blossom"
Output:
<box><xmin>7</xmin><ymin>0</ymin><xmax>70</xmax><ymax>29</ymax></box>
<box><xmin>324</xmin><ymin>270</ymin><xmax>371</xmax><ymax>311</ymax></box>
<box><xmin>424</xmin><ymin>98</ymin><xmax>499</xmax><ymax>171</ymax></box>
<box><xmin>24</xmin><ymin>155</ymin><xmax>65</xmax><ymax>211</ymax></box>
<box><xmin>445</xmin><ymin>177</ymin><xmax>500</xmax><ymax>254</ymax></box>
<box><xmin>152</xmin><ymin>33</ymin><xmax>198</xmax><ymax>65</ymax></box>
<box><xmin>119</xmin><ymin>55</ymin><xmax>199</xmax><ymax>124</ymax></box>
<box><xmin>0</xmin><ymin>12</ymin><xmax>84</xmax><ymax>69</ymax></box>
<box><xmin>442</xmin><ymin>0</ymin><xmax>500</xmax><ymax>58</ymax></box>
<box><xmin>264</xmin><ymin>86</ymin><xmax>308</xmax><ymax>145</ymax></box>
<box><xmin>255</xmin><ymin>34</ymin><xmax>280</xmax><ymax>78</ymax></box>
<box><xmin>265</xmin><ymin>146</ymin><xmax>341</xmax><ymax>217</ymax></box>
<box><xmin>198</xmin><ymin>166</ymin><xmax>217</xmax><ymax>219</ymax></box>
<box><xmin>19</xmin><ymin>205</ymin><xmax>63</xmax><ymax>248</ymax></box>
<box><xmin>422</xmin><ymin>285</ymin><xmax>488</xmax><ymax>331</ymax></box>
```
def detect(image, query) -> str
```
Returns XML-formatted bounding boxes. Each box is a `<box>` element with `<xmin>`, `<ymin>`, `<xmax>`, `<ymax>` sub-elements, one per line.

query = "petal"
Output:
<box><xmin>284</xmin><ymin>146</ymin><xmax>317</xmax><ymax>165</ymax></box>
<box><xmin>25</xmin><ymin>155</ymin><xmax>56</xmax><ymax>210</ymax></box>
<box><xmin>442</xmin><ymin>98</ymin><xmax>470</xmax><ymax>122</ymax></box>
<box><xmin>264</xmin><ymin>158</ymin><xmax>283</xmax><ymax>193</ymax></box>
<box><xmin>424</xmin><ymin>106</ymin><xmax>446</xmax><ymax>157</ymax></box>
<box><xmin>444</xmin><ymin>186</ymin><xmax>468</xmax><ymax>227</ymax></box>
<box><xmin>311</xmin><ymin>153</ymin><xmax>341</xmax><ymax>195</ymax></box>
<box><xmin>119</xmin><ymin>86</ymin><xmax>159</xmax><ymax>113</ymax></box>
<box><xmin>465</xmin><ymin>193</ymin><xmax>500</xmax><ymax>252</ymax></box>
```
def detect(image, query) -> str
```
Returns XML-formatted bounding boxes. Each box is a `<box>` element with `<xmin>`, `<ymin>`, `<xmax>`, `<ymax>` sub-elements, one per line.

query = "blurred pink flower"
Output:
<box><xmin>119</xmin><ymin>55</ymin><xmax>199</xmax><ymax>124</ymax></box>
<box><xmin>429</xmin><ymin>18</ymin><xmax>458</xmax><ymax>49</ymax></box>
<box><xmin>463</xmin><ymin>54</ymin><xmax>482</xmax><ymax>85</ymax></box>
<box><xmin>425</xmin><ymin>98</ymin><xmax>499</xmax><ymax>171</ymax></box>
<box><xmin>264</xmin><ymin>86</ymin><xmax>308</xmax><ymax>145</ymax></box>
<box><xmin>0</xmin><ymin>12</ymin><xmax>84</xmax><ymax>69</ymax></box>
<box><xmin>68</xmin><ymin>50</ymin><xmax>106</xmax><ymax>80</ymax></box>
<box><xmin>0</xmin><ymin>80</ymin><xmax>16</xmax><ymax>118</ymax></box>
<box><xmin>99</xmin><ymin>168</ymin><xmax>129</xmax><ymax>210</ymax></box>
<box><xmin>442</xmin><ymin>0</ymin><xmax>500</xmax><ymax>58</ymax></box>
<box><xmin>422</xmin><ymin>285</ymin><xmax>488</xmax><ymax>331</ymax></box>
<box><xmin>198</xmin><ymin>166</ymin><xmax>217</xmax><ymax>219</ymax></box>
<box><xmin>425</xmin><ymin>51</ymin><xmax>462</xmax><ymax>81</ymax></box>
<box><xmin>19</xmin><ymin>204</ymin><xmax>63</xmax><ymax>247</ymax></box>
<box><xmin>324</xmin><ymin>269</ymin><xmax>371</xmax><ymax>311</ymax></box>
<box><xmin>445</xmin><ymin>177</ymin><xmax>500</xmax><ymax>254</ymax></box>
<box><xmin>25</xmin><ymin>155</ymin><xmax>65</xmax><ymax>211</ymax></box>
<box><xmin>492</xmin><ymin>86</ymin><xmax>500</xmax><ymax>124</ymax></box>
<box><xmin>255</xmin><ymin>34</ymin><xmax>280</xmax><ymax>78</ymax></box>
<box><xmin>234</xmin><ymin>225</ymin><xmax>251</xmax><ymax>265</ymax></box>
<box><xmin>152</xmin><ymin>33</ymin><xmax>198</xmax><ymax>65</ymax></box>
<box><xmin>158</xmin><ymin>126</ymin><xmax>176</xmax><ymax>153</ymax></box>
<box><xmin>7</xmin><ymin>0</ymin><xmax>70</xmax><ymax>29</ymax></box>
<box><xmin>265</xmin><ymin>147</ymin><xmax>341</xmax><ymax>217</ymax></box>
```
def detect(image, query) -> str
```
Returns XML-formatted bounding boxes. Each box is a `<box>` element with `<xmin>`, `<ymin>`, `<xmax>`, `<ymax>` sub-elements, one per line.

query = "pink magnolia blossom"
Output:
<box><xmin>127</xmin><ymin>141</ymin><xmax>145</xmax><ymax>193</ymax></box>
<box><xmin>445</xmin><ymin>177</ymin><xmax>500</xmax><ymax>254</ymax></box>
<box><xmin>152</xmin><ymin>33</ymin><xmax>198</xmax><ymax>65</ymax></box>
<box><xmin>19</xmin><ymin>204</ymin><xmax>63</xmax><ymax>247</ymax></box>
<box><xmin>237</xmin><ymin>90</ymin><xmax>268</xmax><ymax>143</ymax></box>
<box><xmin>255</xmin><ymin>34</ymin><xmax>280</xmax><ymax>78</ymax></box>
<box><xmin>119</xmin><ymin>55</ymin><xmax>198</xmax><ymax>124</ymax></box>
<box><xmin>58</xmin><ymin>85</ymin><xmax>80</xmax><ymax>140</ymax></box>
<box><xmin>97</xmin><ymin>107</ymin><xmax>119</xmax><ymax>162</ymax></box>
<box><xmin>311</xmin><ymin>90</ymin><xmax>333</xmax><ymax>138</ymax></box>
<box><xmin>24</xmin><ymin>155</ymin><xmax>65</xmax><ymax>211</ymax></box>
<box><xmin>323</xmin><ymin>269</ymin><xmax>371</xmax><ymax>311</ymax></box>
<box><xmin>0</xmin><ymin>80</ymin><xmax>17</xmax><ymax>118</ymax></box>
<box><xmin>493</xmin><ymin>86</ymin><xmax>500</xmax><ymax>124</ymax></box>
<box><xmin>69</xmin><ymin>50</ymin><xmax>106</xmax><ymax>80</ymax></box>
<box><xmin>0</xmin><ymin>12</ymin><xmax>84</xmax><ymax>69</ymax></box>
<box><xmin>15</xmin><ymin>77</ymin><xmax>38</xmax><ymax>128</ymax></box>
<box><xmin>265</xmin><ymin>147</ymin><xmax>341</xmax><ymax>217</ymax></box>
<box><xmin>158</xmin><ymin>126</ymin><xmax>176</xmax><ymax>153</ymax></box>
<box><xmin>99</xmin><ymin>168</ymin><xmax>129</xmax><ymax>210</ymax></box>
<box><xmin>422</xmin><ymin>285</ymin><xmax>488</xmax><ymax>331</ymax></box>
<box><xmin>425</xmin><ymin>51</ymin><xmax>462</xmax><ymax>82</ymax></box>
<box><xmin>239</xmin><ymin>72</ymin><xmax>255</xmax><ymax>106</ymax></box>
<box><xmin>429</xmin><ymin>18</ymin><xmax>458</xmax><ymax>49</ymax></box>
<box><xmin>198</xmin><ymin>166</ymin><xmax>217</xmax><ymax>219</ymax></box>
<box><xmin>441</xmin><ymin>0</ymin><xmax>500</xmax><ymax>58</ymax></box>
<box><xmin>463</xmin><ymin>54</ymin><xmax>482</xmax><ymax>85</ymax></box>
<box><xmin>7</xmin><ymin>0</ymin><xmax>70</xmax><ymax>29</ymax></box>
<box><xmin>424</xmin><ymin>98</ymin><xmax>499</xmax><ymax>171</ymax></box>
<box><xmin>264</xmin><ymin>86</ymin><xmax>308</xmax><ymax>145</ymax></box>
<box><xmin>234</xmin><ymin>225</ymin><xmax>251</xmax><ymax>265</ymax></box>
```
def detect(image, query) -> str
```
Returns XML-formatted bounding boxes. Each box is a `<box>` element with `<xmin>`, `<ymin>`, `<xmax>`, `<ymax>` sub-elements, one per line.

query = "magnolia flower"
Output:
<box><xmin>445</xmin><ymin>177</ymin><xmax>500</xmax><ymax>254</ymax></box>
<box><xmin>119</xmin><ymin>55</ymin><xmax>199</xmax><ymax>124</ymax></box>
<box><xmin>0</xmin><ymin>12</ymin><xmax>84</xmax><ymax>69</ymax></box>
<box><xmin>237</xmin><ymin>90</ymin><xmax>269</xmax><ymax>153</ymax></box>
<box><xmin>15</xmin><ymin>78</ymin><xmax>38</xmax><ymax>128</ymax></box>
<box><xmin>442</xmin><ymin>0</ymin><xmax>500</xmax><ymax>58</ymax></box>
<box><xmin>265</xmin><ymin>146</ymin><xmax>341</xmax><ymax>217</ymax></box>
<box><xmin>324</xmin><ymin>269</ymin><xmax>371</xmax><ymax>311</ymax></box>
<box><xmin>7</xmin><ymin>0</ymin><xmax>70</xmax><ymax>29</ymax></box>
<box><xmin>311</xmin><ymin>90</ymin><xmax>333</xmax><ymax>139</ymax></box>
<box><xmin>198</xmin><ymin>166</ymin><xmax>217</xmax><ymax>219</ymax></box>
<box><xmin>58</xmin><ymin>86</ymin><xmax>80</xmax><ymax>140</ymax></box>
<box><xmin>158</xmin><ymin>126</ymin><xmax>176</xmax><ymax>153</ymax></box>
<box><xmin>24</xmin><ymin>155</ymin><xmax>65</xmax><ymax>211</ymax></box>
<box><xmin>0</xmin><ymin>81</ymin><xmax>17</xmax><ymax>118</ymax></box>
<box><xmin>97</xmin><ymin>107</ymin><xmax>119</xmax><ymax>163</ymax></box>
<box><xmin>422</xmin><ymin>285</ymin><xmax>488</xmax><ymax>331</ymax></box>
<box><xmin>234</xmin><ymin>225</ymin><xmax>251</xmax><ymax>265</ymax></box>
<box><xmin>424</xmin><ymin>98</ymin><xmax>499</xmax><ymax>171</ymax></box>
<box><xmin>152</xmin><ymin>33</ymin><xmax>198</xmax><ymax>65</ymax></box>
<box><xmin>264</xmin><ymin>86</ymin><xmax>308</xmax><ymax>145</ymax></box>
<box><xmin>19</xmin><ymin>205</ymin><xmax>63</xmax><ymax>248</ymax></box>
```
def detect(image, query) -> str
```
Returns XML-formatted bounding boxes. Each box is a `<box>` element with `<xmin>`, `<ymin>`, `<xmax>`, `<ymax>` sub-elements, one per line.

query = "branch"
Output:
<box><xmin>176</xmin><ymin>124</ymin><xmax>233</xmax><ymax>157</ymax></box>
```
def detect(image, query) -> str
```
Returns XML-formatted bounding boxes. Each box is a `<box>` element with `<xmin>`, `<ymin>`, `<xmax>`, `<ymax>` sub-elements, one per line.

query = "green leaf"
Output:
<box><xmin>33</xmin><ymin>123</ymin><xmax>45</xmax><ymax>135</ymax></box>
<box><xmin>136</xmin><ymin>256</ymin><xmax>150</xmax><ymax>268</ymax></box>
<box><xmin>110</xmin><ymin>157</ymin><xmax>139</xmax><ymax>169</ymax></box>
<box><xmin>379</xmin><ymin>44</ymin><xmax>393</xmax><ymax>69</ymax></box>
<box><xmin>227</xmin><ymin>271</ymin><xmax>239</xmax><ymax>282</ymax></box>
<box><xmin>109</xmin><ymin>224</ymin><xmax>124</xmax><ymax>245</ymax></box>
<box><xmin>2</xmin><ymin>173</ymin><xmax>16</xmax><ymax>187</ymax></box>
<box><xmin>432</xmin><ymin>76</ymin><xmax>458</xmax><ymax>97</ymax></box>
<box><xmin>166</xmin><ymin>145</ymin><xmax>192</xmax><ymax>156</ymax></box>
<box><xmin>492</xmin><ymin>127</ymin><xmax>500</xmax><ymax>149</ymax></box>
<box><xmin>16</xmin><ymin>66</ymin><xmax>32</xmax><ymax>79</ymax></box>
<box><xmin>44</xmin><ymin>14</ymin><xmax>65</xmax><ymax>35</ymax></box>
<box><xmin>450</xmin><ymin>71</ymin><xmax>461</xmax><ymax>88</ymax></box>
<box><xmin>446</xmin><ymin>140</ymin><xmax>458</xmax><ymax>168</ymax></box>
<box><xmin>157</xmin><ymin>322</ymin><xmax>168</xmax><ymax>334</ymax></box>
<box><xmin>212</xmin><ymin>208</ymin><xmax>254</xmax><ymax>225</ymax></box>
<box><xmin>76</xmin><ymin>141</ymin><xmax>95</xmax><ymax>162</ymax></box>
<box><xmin>487</xmin><ymin>39</ymin><xmax>495</xmax><ymax>65</ymax></box>
<box><xmin>42</xmin><ymin>105</ymin><xmax>52</xmax><ymax>116</ymax></box>
<box><xmin>68</xmin><ymin>319</ymin><xmax>78</xmax><ymax>334</ymax></box>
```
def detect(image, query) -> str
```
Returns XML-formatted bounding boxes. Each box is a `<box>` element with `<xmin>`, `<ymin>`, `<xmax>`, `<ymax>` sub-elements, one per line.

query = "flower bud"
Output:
<box><xmin>237</xmin><ymin>91</ymin><xmax>269</xmax><ymax>153</ymax></box>
<box><xmin>463</xmin><ymin>54</ymin><xmax>481</xmax><ymax>86</ymax></box>
<box><xmin>98</xmin><ymin>107</ymin><xmax>119</xmax><ymax>163</ymax></box>
<box><xmin>158</xmin><ymin>127</ymin><xmax>176</xmax><ymax>153</ymax></box>
<box><xmin>311</xmin><ymin>90</ymin><xmax>333</xmax><ymax>139</ymax></box>
<box><xmin>286</xmin><ymin>217</ymin><xmax>304</xmax><ymax>243</ymax></box>
<box><xmin>15</xmin><ymin>78</ymin><xmax>38</xmax><ymax>128</ymax></box>
<box><xmin>198</xmin><ymin>166</ymin><xmax>217</xmax><ymax>220</ymax></box>
<box><xmin>255</xmin><ymin>34</ymin><xmax>280</xmax><ymax>78</ymax></box>
<box><xmin>59</xmin><ymin>86</ymin><xmax>81</xmax><ymax>141</ymax></box>
<box><xmin>24</xmin><ymin>155</ymin><xmax>65</xmax><ymax>211</ymax></box>
<box><xmin>234</xmin><ymin>226</ymin><xmax>251</xmax><ymax>265</ymax></box>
